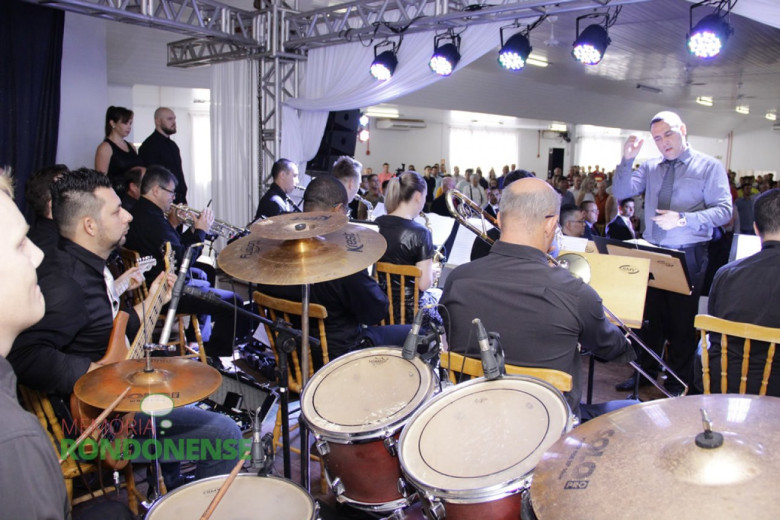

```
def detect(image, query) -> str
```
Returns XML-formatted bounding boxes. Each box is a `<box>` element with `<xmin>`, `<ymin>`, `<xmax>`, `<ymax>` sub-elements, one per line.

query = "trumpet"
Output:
<box><xmin>170</xmin><ymin>204</ymin><xmax>249</xmax><ymax>240</ymax></box>
<box><xmin>445</xmin><ymin>189</ymin><xmax>688</xmax><ymax>398</ymax></box>
<box><xmin>354</xmin><ymin>193</ymin><xmax>374</xmax><ymax>221</ymax></box>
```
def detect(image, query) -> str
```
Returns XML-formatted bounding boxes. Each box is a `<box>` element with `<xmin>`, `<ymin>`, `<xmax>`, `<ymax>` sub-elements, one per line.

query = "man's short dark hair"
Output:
<box><xmin>141</xmin><ymin>165</ymin><xmax>177</xmax><ymax>195</ymax></box>
<box><xmin>560</xmin><ymin>204</ymin><xmax>581</xmax><ymax>226</ymax></box>
<box><xmin>25</xmin><ymin>164</ymin><xmax>69</xmax><ymax>218</ymax></box>
<box><xmin>754</xmin><ymin>188</ymin><xmax>780</xmax><ymax>236</ymax></box>
<box><xmin>303</xmin><ymin>175</ymin><xmax>348</xmax><ymax>212</ymax></box>
<box><xmin>332</xmin><ymin>156</ymin><xmax>361</xmax><ymax>182</ymax></box>
<box><xmin>110</xmin><ymin>166</ymin><xmax>145</xmax><ymax>196</ymax></box>
<box><xmin>503</xmin><ymin>169</ymin><xmax>534</xmax><ymax>189</ymax></box>
<box><xmin>580</xmin><ymin>200</ymin><xmax>597</xmax><ymax>211</ymax></box>
<box><xmin>619</xmin><ymin>197</ymin><xmax>635</xmax><ymax>208</ymax></box>
<box><xmin>271</xmin><ymin>159</ymin><xmax>295</xmax><ymax>181</ymax></box>
<box><xmin>51</xmin><ymin>168</ymin><xmax>112</xmax><ymax>238</ymax></box>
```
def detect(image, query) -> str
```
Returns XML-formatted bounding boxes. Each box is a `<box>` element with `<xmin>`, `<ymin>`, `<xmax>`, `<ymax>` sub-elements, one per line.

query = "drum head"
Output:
<box><xmin>301</xmin><ymin>347</ymin><xmax>435</xmax><ymax>442</ymax></box>
<box><xmin>399</xmin><ymin>376</ymin><xmax>571</xmax><ymax>502</ymax></box>
<box><xmin>146</xmin><ymin>475</ymin><xmax>315</xmax><ymax>519</ymax></box>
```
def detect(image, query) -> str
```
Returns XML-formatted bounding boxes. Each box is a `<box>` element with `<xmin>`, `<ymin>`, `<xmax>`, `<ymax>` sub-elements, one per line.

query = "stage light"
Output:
<box><xmin>572</xmin><ymin>23</ymin><xmax>610</xmax><ymax>65</ymax></box>
<box><xmin>359</xmin><ymin>114</ymin><xmax>369</xmax><ymax>126</ymax></box>
<box><xmin>370</xmin><ymin>41</ymin><xmax>399</xmax><ymax>81</ymax></box>
<box><xmin>498</xmin><ymin>31</ymin><xmax>532</xmax><ymax>71</ymax></box>
<box><xmin>358</xmin><ymin>129</ymin><xmax>370</xmax><ymax>142</ymax></box>
<box><xmin>688</xmin><ymin>11</ymin><xmax>733</xmax><ymax>59</ymax></box>
<box><xmin>429</xmin><ymin>32</ymin><xmax>461</xmax><ymax>76</ymax></box>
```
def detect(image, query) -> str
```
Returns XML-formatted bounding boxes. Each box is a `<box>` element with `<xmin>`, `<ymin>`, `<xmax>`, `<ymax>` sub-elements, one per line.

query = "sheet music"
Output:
<box><xmin>372</xmin><ymin>202</ymin><xmax>387</xmax><ymax>218</ymax></box>
<box><xmin>559</xmin><ymin>235</ymin><xmax>588</xmax><ymax>252</ymax></box>
<box><xmin>447</xmin><ymin>217</ymin><xmax>493</xmax><ymax>266</ymax></box>
<box><xmin>414</xmin><ymin>213</ymin><xmax>457</xmax><ymax>246</ymax></box>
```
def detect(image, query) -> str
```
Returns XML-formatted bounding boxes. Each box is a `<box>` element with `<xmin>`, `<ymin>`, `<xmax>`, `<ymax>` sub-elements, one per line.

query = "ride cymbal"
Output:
<box><xmin>74</xmin><ymin>358</ymin><xmax>222</xmax><ymax>413</ymax></box>
<box><xmin>250</xmin><ymin>211</ymin><xmax>348</xmax><ymax>240</ymax></box>
<box><xmin>531</xmin><ymin>395</ymin><xmax>780</xmax><ymax>519</ymax></box>
<box><xmin>218</xmin><ymin>223</ymin><xmax>386</xmax><ymax>285</ymax></box>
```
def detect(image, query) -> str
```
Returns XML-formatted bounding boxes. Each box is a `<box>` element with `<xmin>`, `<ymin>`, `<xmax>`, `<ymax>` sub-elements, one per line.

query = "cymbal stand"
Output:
<box><xmin>141</xmin><ymin>344</ymin><xmax>171</xmax><ymax>506</ymax></box>
<box><xmin>276</xmin><ymin>330</ymin><xmax>297</xmax><ymax>480</ymax></box>
<box><xmin>300</xmin><ymin>283</ymin><xmax>312</xmax><ymax>491</ymax></box>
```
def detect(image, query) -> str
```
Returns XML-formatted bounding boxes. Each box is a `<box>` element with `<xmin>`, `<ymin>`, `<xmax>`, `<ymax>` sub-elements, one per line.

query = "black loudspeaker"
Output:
<box><xmin>307</xmin><ymin>109</ymin><xmax>361</xmax><ymax>174</ymax></box>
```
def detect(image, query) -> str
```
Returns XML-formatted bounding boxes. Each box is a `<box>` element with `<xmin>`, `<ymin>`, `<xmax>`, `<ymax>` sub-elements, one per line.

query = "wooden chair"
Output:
<box><xmin>440</xmin><ymin>351</ymin><xmax>573</xmax><ymax>393</ymax></box>
<box><xmin>119</xmin><ymin>247</ymin><xmax>207</xmax><ymax>363</ymax></box>
<box><xmin>695</xmin><ymin>314</ymin><xmax>780</xmax><ymax>395</ymax></box>
<box><xmin>18</xmin><ymin>386</ymin><xmax>142</xmax><ymax>515</ymax></box>
<box><xmin>252</xmin><ymin>291</ymin><xmax>330</xmax><ymax>453</ymax></box>
<box><xmin>373</xmin><ymin>262</ymin><xmax>422</xmax><ymax>325</ymax></box>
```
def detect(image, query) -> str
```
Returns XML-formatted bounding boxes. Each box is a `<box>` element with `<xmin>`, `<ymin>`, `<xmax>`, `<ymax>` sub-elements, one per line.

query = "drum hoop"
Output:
<box><xmin>145</xmin><ymin>475</ymin><xmax>316</xmax><ymax>518</ymax></box>
<box><xmin>398</xmin><ymin>375</ymin><xmax>573</xmax><ymax>502</ymax></box>
<box><xmin>301</xmin><ymin>347</ymin><xmax>437</xmax><ymax>442</ymax></box>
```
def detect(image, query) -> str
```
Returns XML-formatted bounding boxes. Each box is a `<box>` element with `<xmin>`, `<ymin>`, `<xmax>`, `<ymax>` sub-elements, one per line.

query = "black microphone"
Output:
<box><xmin>474</xmin><ymin>318</ymin><xmax>501</xmax><ymax>380</ymax></box>
<box><xmin>158</xmin><ymin>245</ymin><xmax>196</xmax><ymax>345</ymax></box>
<box><xmin>402</xmin><ymin>306</ymin><xmax>426</xmax><ymax>360</ymax></box>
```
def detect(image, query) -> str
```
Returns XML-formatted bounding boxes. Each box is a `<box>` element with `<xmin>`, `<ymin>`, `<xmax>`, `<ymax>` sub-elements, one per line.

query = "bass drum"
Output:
<box><xmin>398</xmin><ymin>375</ymin><xmax>574</xmax><ymax>520</ymax></box>
<box><xmin>145</xmin><ymin>475</ymin><xmax>319</xmax><ymax>519</ymax></box>
<box><xmin>300</xmin><ymin>346</ymin><xmax>437</xmax><ymax>512</ymax></box>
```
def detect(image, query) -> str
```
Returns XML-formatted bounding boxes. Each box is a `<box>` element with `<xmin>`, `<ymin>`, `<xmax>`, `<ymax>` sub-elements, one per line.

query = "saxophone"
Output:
<box><xmin>419</xmin><ymin>211</ymin><xmax>446</xmax><ymax>287</ymax></box>
<box><xmin>354</xmin><ymin>193</ymin><xmax>374</xmax><ymax>221</ymax></box>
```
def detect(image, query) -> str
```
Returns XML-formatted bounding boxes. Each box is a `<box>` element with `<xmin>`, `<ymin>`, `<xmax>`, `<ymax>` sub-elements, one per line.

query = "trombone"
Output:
<box><xmin>444</xmin><ymin>189</ymin><xmax>688</xmax><ymax>398</ymax></box>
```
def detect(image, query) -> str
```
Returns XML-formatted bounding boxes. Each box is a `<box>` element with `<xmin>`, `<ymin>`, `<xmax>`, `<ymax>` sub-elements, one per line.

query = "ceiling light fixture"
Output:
<box><xmin>572</xmin><ymin>10</ymin><xmax>618</xmax><ymax>65</ymax></box>
<box><xmin>429</xmin><ymin>31</ymin><xmax>461</xmax><ymax>76</ymax></box>
<box><xmin>735</xmin><ymin>105</ymin><xmax>750</xmax><ymax>115</ymax></box>
<box><xmin>370</xmin><ymin>40</ymin><xmax>400</xmax><ymax>81</ymax></box>
<box><xmin>688</xmin><ymin>1</ymin><xmax>734</xmax><ymax>59</ymax></box>
<box><xmin>497</xmin><ymin>17</ymin><xmax>546</xmax><ymax>72</ymax></box>
<box><xmin>766</xmin><ymin>111</ymin><xmax>777</xmax><ymax>121</ymax></box>
<box><xmin>696</xmin><ymin>96</ymin><xmax>714</xmax><ymax>106</ymax></box>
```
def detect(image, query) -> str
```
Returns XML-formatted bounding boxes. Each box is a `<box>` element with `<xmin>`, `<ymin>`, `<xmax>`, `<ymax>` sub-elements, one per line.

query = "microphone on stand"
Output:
<box><xmin>158</xmin><ymin>244</ymin><xmax>198</xmax><ymax>345</ymax></box>
<box><xmin>473</xmin><ymin>318</ymin><xmax>503</xmax><ymax>380</ymax></box>
<box><xmin>402</xmin><ymin>306</ymin><xmax>426</xmax><ymax>360</ymax></box>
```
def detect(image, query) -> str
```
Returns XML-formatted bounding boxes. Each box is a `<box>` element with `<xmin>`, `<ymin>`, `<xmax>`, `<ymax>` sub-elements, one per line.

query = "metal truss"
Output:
<box><xmin>285</xmin><ymin>0</ymin><xmax>653</xmax><ymax>49</ymax></box>
<box><xmin>22</xmin><ymin>0</ymin><xmax>259</xmax><ymax>46</ymax></box>
<box><xmin>258</xmin><ymin>55</ymin><xmax>299</xmax><ymax>189</ymax></box>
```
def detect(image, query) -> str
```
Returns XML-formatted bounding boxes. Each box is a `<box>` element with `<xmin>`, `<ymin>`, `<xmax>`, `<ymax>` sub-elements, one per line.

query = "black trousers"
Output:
<box><xmin>636</xmin><ymin>242</ymin><xmax>709</xmax><ymax>391</ymax></box>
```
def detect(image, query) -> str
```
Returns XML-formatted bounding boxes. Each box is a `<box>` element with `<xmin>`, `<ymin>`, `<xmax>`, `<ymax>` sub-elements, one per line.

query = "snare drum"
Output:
<box><xmin>145</xmin><ymin>475</ymin><xmax>318</xmax><ymax>519</ymax></box>
<box><xmin>300</xmin><ymin>347</ymin><xmax>437</xmax><ymax>512</ymax></box>
<box><xmin>398</xmin><ymin>376</ymin><xmax>574</xmax><ymax>520</ymax></box>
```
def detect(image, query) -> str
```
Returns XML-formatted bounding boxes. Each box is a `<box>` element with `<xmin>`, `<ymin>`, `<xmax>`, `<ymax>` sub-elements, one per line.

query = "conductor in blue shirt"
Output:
<box><xmin>612</xmin><ymin>111</ymin><xmax>732</xmax><ymax>394</ymax></box>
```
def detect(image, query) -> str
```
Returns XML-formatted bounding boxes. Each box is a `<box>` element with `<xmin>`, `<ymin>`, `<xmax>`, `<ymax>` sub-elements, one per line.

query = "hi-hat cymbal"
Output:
<box><xmin>218</xmin><ymin>222</ymin><xmax>387</xmax><ymax>285</ymax></box>
<box><xmin>531</xmin><ymin>395</ymin><xmax>780</xmax><ymax>519</ymax></box>
<box><xmin>250</xmin><ymin>211</ymin><xmax>348</xmax><ymax>240</ymax></box>
<box><xmin>73</xmin><ymin>358</ymin><xmax>222</xmax><ymax>413</ymax></box>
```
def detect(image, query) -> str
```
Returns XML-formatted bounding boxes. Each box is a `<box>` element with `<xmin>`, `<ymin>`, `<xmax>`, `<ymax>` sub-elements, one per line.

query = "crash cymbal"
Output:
<box><xmin>218</xmin><ymin>222</ymin><xmax>387</xmax><ymax>285</ymax></box>
<box><xmin>531</xmin><ymin>395</ymin><xmax>780</xmax><ymax>520</ymax></box>
<box><xmin>73</xmin><ymin>358</ymin><xmax>222</xmax><ymax>413</ymax></box>
<box><xmin>250</xmin><ymin>211</ymin><xmax>348</xmax><ymax>240</ymax></box>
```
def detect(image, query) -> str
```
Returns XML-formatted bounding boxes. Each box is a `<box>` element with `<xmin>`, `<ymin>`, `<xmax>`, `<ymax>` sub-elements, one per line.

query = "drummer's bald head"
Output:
<box><xmin>303</xmin><ymin>175</ymin><xmax>348</xmax><ymax>213</ymax></box>
<box><xmin>499</xmin><ymin>178</ymin><xmax>560</xmax><ymax>248</ymax></box>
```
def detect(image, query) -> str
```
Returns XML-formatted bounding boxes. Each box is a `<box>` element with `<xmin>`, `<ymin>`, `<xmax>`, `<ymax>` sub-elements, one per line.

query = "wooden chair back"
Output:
<box><xmin>440</xmin><ymin>351</ymin><xmax>573</xmax><ymax>393</ymax></box>
<box><xmin>252</xmin><ymin>291</ymin><xmax>330</xmax><ymax>394</ymax></box>
<box><xmin>695</xmin><ymin>314</ymin><xmax>780</xmax><ymax>395</ymax></box>
<box><xmin>373</xmin><ymin>262</ymin><xmax>422</xmax><ymax>325</ymax></box>
<box><xmin>118</xmin><ymin>247</ymin><xmax>148</xmax><ymax>304</ymax></box>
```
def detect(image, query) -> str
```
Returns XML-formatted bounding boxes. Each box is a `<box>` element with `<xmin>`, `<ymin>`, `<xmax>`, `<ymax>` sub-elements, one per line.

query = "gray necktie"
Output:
<box><xmin>657</xmin><ymin>160</ymin><xmax>677</xmax><ymax>210</ymax></box>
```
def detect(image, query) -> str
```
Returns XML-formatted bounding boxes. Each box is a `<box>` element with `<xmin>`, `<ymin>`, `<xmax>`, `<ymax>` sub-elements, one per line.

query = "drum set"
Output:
<box><xmin>73</xmin><ymin>212</ymin><xmax>780</xmax><ymax>519</ymax></box>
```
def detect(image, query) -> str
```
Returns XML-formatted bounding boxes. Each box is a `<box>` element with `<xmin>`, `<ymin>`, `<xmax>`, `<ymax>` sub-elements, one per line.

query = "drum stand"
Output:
<box><xmin>299</xmin><ymin>284</ymin><xmax>312</xmax><ymax>491</ymax></box>
<box><xmin>276</xmin><ymin>331</ymin><xmax>297</xmax><ymax>479</ymax></box>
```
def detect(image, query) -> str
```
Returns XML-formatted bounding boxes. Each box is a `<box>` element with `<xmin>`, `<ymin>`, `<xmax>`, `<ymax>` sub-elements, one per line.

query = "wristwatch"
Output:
<box><xmin>676</xmin><ymin>212</ymin><xmax>687</xmax><ymax>227</ymax></box>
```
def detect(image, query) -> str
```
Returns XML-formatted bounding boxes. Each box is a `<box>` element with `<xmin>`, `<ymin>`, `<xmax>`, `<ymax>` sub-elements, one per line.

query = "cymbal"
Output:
<box><xmin>531</xmin><ymin>395</ymin><xmax>780</xmax><ymax>519</ymax></box>
<box><xmin>218</xmin><ymin>222</ymin><xmax>387</xmax><ymax>285</ymax></box>
<box><xmin>250</xmin><ymin>211</ymin><xmax>348</xmax><ymax>240</ymax></box>
<box><xmin>73</xmin><ymin>358</ymin><xmax>222</xmax><ymax>413</ymax></box>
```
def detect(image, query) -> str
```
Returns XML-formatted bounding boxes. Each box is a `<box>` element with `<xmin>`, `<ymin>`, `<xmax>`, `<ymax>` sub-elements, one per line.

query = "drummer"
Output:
<box><xmin>9</xmin><ymin>169</ymin><xmax>243</xmax><ymax>491</ymax></box>
<box><xmin>441</xmin><ymin>177</ymin><xmax>637</xmax><ymax>420</ymax></box>
<box><xmin>257</xmin><ymin>175</ymin><xmax>410</xmax><ymax>366</ymax></box>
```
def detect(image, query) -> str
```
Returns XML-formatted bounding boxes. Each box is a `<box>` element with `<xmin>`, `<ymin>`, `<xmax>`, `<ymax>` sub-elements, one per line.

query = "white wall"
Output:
<box><xmin>353</xmin><ymin>122</ymin><xmax>448</xmax><ymax>173</ymax></box>
<box><xmin>730</xmin><ymin>127</ymin><xmax>780</xmax><ymax>176</ymax></box>
<box><xmin>57</xmin><ymin>13</ymin><xmax>108</xmax><ymax>169</ymax></box>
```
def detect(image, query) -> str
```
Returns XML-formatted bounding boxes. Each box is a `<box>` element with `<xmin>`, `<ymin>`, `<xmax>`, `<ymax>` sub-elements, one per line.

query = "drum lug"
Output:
<box><xmin>426</xmin><ymin>500</ymin><xmax>446</xmax><ymax>520</ymax></box>
<box><xmin>315</xmin><ymin>439</ymin><xmax>330</xmax><ymax>456</ymax></box>
<box><xmin>383</xmin><ymin>436</ymin><xmax>397</xmax><ymax>457</ymax></box>
<box><xmin>330</xmin><ymin>477</ymin><xmax>345</xmax><ymax>497</ymax></box>
<box><xmin>396</xmin><ymin>477</ymin><xmax>408</xmax><ymax>497</ymax></box>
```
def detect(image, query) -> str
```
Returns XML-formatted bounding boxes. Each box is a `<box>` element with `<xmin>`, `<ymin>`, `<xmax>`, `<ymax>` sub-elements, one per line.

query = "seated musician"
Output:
<box><xmin>703</xmin><ymin>188</ymin><xmax>780</xmax><ymax>394</ymax></box>
<box><xmin>441</xmin><ymin>177</ymin><xmax>637</xmax><ymax>420</ymax></box>
<box><xmin>25</xmin><ymin>164</ymin><xmax>70</xmax><ymax>257</ymax></box>
<box><xmin>253</xmin><ymin>158</ymin><xmax>299</xmax><ymax>220</ymax></box>
<box><xmin>258</xmin><ymin>175</ymin><xmax>410</xmax><ymax>366</ymax></box>
<box><xmin>124</xmin><ymin>165</ymin><xmax>252</xmax><ymax>357</ymax></box>
<box><xmin>9</xmin><ymin>169</ymin><xmax>242</xmax><ymax>491</ymax></box>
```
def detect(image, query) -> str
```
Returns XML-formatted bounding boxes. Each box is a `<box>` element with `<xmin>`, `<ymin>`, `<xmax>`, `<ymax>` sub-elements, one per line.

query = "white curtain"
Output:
<box><xmin>211</xmin><ymin>60</ymin><xmax>259</xmax><ymax>228</ymax></box>
<box><xmin>282</xmin><ymin>22</ymin><xmax>507</xmax><ymax>166</ymax></box>
<box><xmin>450</xmin><ymin>127</ymin><xmax>519</xmax><ymax>175</ymax></box>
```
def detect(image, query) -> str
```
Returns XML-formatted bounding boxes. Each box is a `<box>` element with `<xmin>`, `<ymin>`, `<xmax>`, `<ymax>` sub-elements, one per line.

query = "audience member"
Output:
<box><xmin>605</xmin><ymin>198</ymin><xmax>636</xmax><ymax>240</ymax></box>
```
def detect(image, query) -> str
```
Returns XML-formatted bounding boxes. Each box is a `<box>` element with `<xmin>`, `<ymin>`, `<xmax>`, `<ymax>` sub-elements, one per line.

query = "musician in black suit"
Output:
<box><xmin>483</xmin><ymin>186</ymin><xmax>501</xmax><ymax>219</ymax></box>
<box><xmin>606</xmin><ymin>198</ymin><xmax>637</xmax><ymax>241</ymax></box>
<box><xmin>581</xmin><ymin>200</ymin><xmax>600</xmax><ymax>239</ymax></box>
<box><xmin>254</xmin><ymin>158</ymin><xmax>299</xmax><ymax>220</ymax></box>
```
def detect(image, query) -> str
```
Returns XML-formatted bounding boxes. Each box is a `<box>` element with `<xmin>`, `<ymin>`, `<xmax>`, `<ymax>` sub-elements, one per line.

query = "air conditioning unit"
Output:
<box><xmin>376</xmin><ymin>118</ymin><xmax>427</xmax><ymax>130</ymax></box>
<box><xmin>773</xmin><ymin>123</ymin><xmax>780</xmax><ymax>132</ymax></box>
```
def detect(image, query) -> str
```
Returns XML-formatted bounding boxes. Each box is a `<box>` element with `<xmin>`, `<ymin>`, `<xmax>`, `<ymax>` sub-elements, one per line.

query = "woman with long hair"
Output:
<box><xmin>375</xmin><ymin>171</ymin><xmax>440</xmax><ymax>328</ymax></box>
<box><xmin>94</xmin><ymin>106</ymin><xmax>143</xmax><ymax>178</ymax></box>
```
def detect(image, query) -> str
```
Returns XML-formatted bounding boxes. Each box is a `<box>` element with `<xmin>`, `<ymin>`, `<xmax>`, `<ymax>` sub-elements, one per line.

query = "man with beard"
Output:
<box><xmin>140</xmin><ymin>107</ymin><xmax>188</xmax><ymax>204</ymax></box>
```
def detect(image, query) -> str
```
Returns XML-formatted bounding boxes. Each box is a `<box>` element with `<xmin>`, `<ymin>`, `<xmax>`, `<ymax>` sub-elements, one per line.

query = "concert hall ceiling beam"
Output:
<box><xmin>21</xmin><ymin>0</ymin><xmax>259</xmax><ymax>46</ymax></box>
<box><xmin>285</xmin><ymin>0</ymin><xmax>653</xmax><ymax>50</ymax></box>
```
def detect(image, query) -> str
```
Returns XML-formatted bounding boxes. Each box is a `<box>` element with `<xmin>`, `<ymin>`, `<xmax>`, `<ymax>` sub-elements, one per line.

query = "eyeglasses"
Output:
<box><xmin>159</xmin><ymin>185</ymin><xmax>175</xmax><ymax>195</ymax></box>
<box><xmin>333</xmin><ymin>203</ymin><xmax>351</xmax><ymax>216</ymax></box>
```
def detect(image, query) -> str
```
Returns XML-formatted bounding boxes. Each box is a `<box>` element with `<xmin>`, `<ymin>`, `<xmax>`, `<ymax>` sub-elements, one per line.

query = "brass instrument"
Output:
<box><xmin>354</xmin><ymin>193</ymin><xmax>374</xmax><ymax>221</ymax></box>
<box><xmin>170</xmin><ymin>204</ymin><xmax>249</xmax><ymax>240</ymax></box>
<box><xmin>419</xmin><ymin>211</ymin><xmax>446</xmax><ymax>287</ymax></box>
<box><xmin>445</xmin><ymin>189</ymin><xmax>688</xmax><ymax>398</ymax></box>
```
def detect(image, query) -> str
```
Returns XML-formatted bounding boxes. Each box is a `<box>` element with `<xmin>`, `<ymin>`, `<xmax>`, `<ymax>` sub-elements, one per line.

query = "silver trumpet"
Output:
<box><xmin>444</xmin><ymin>189</ymin><xmax>688</xmax><ymax>398</ymax></box>
<box><xmin>354</xmin><ymin>193</ymin><xmax>374</xmax><ymax>221</ymax></box>
<box><xmin>170</xmin><ymin>203</ymin><xmax>249</xmax><ymax>240</ymax></box>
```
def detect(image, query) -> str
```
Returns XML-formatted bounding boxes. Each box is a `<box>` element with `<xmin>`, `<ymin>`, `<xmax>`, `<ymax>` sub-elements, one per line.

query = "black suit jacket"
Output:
<box><xmin>606</xmin><ymin>216</ymin><xmax>634</xmax><ymax>241</ymax></box>
<box><xmin>254</xmin><ymin>183</ymin><xmax>290</xmax><ymax>220</ymax></box>
<box><xmin>583</xmin><ymin>222</ymin><xmax>599</xmax><ymax>240</ymax></box>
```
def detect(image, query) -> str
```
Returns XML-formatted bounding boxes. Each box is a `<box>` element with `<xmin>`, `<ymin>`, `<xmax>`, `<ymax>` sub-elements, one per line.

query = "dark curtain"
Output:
<box><xmin>0</xmin><ymin>0</ymin><xmax>64</xmax><ymax>217</ymax></box>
